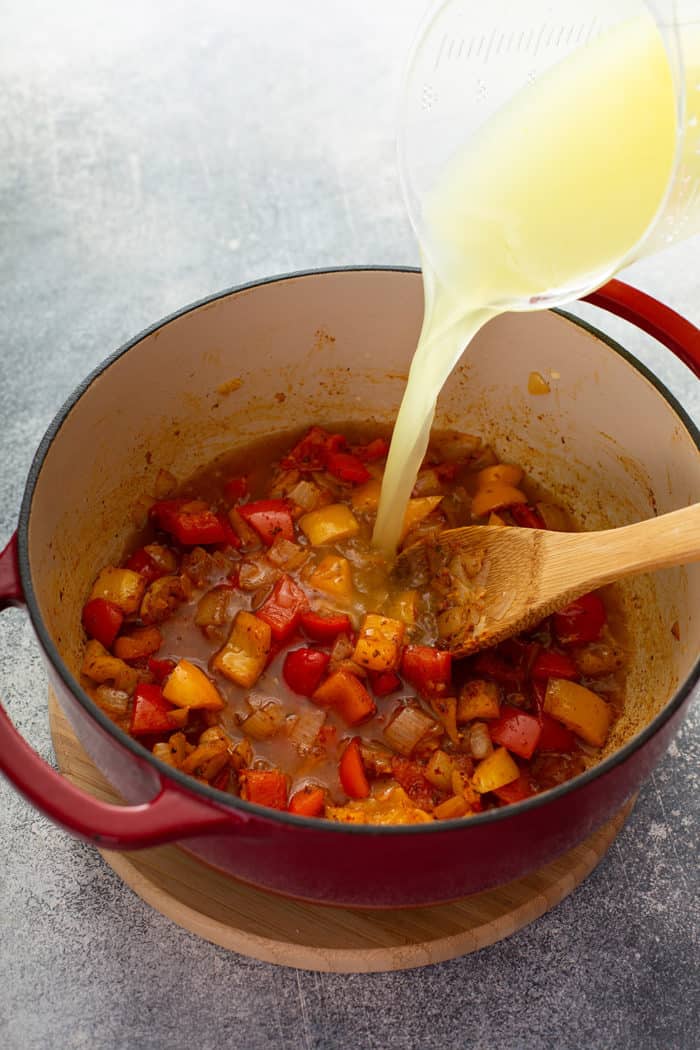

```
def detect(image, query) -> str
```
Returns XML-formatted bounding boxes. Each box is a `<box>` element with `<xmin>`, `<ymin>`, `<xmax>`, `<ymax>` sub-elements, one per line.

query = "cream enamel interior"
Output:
<box><xmin>26</xmin><ymin>270</ymin><xmax>699</xmax><ymax>765</ymax></box>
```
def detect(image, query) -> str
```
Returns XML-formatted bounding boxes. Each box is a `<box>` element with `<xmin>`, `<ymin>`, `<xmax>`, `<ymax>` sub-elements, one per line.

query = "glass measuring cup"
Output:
<box><xmin>399</xmin><ymin>0</ymin><xmax>700</xmax><ymax>312</ymax></box>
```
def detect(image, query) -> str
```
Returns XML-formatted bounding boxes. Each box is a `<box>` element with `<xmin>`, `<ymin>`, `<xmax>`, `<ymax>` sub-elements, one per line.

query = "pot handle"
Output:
<box><xmin>585</xmin><ymin>279</ymin><xmax>700</xmax><ymax>378</ymax></box>
<box><xmin>0</xmin><ymin>534</ymin><xmax>244</xmax><ymax>848</ymax></box>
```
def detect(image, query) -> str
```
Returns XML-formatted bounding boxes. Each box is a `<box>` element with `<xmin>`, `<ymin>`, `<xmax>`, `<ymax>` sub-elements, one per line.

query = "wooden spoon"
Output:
<box><xmin>395</xmin><ymin>503</ymin><xmax>700</xmax><ymax>656</ymax></box>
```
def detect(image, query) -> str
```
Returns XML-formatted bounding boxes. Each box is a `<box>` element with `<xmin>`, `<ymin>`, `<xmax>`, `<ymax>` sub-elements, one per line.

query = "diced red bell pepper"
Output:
<box><xmin>352</xmin><ymin>437</ymin><xmax>389</xmax><ymax>462</ymax></box>
<box><xmin>130</xmin><ymin>683</ymin><xmax>175</xmax><ymax>736</ymax></box>
<box><xmin>553</xmin><ymin>593</ymin><xmax>607</xmax><ymax>646</ymax></box>
<box><xmin>324</xmin><ymin>451</ymin><xmax>371</xmax><ymax>484</ymax></box>
<box><xmin>214</xmin><ymin>514</ymin><xmax>242</xmax><ymax>549</ymax></box>
<box><xmin>125</xmin><ymin>547</ymin><xmax>167</xmax><ymax>583</ymax></box>
<box><xmin>537</xmin><ymin>713</ymin><xmax>577</xmax><ymax>752</ymax></box>
<box><xmin>530</xmin><ymin>649</ymin><xmax>578</xmax><ymax>680</ymax></box>
<box><xmin>240</xmin><ymin>769</ymin><xmax>288</xmax><ymax>810</ymax></box>
<box><xmin>281</xmin><ymin>426</ymin><xmax>346</xmax><ymax>471</ymax></box>
<box><xmin>390</xmin><ymin>757</ymin><xmax>436</xmax><ymax>811</ymax></box>
<box><xmin>264</xmin><ymin>631</ymin><xmax>300</xmax><ymax>669</ymax></box>
<box><xmin>493</xmin><ymin>772</ymin><xmax>534</xmax><ymax>804</ymax></box>
<box><xmin>510</xmin><ymin>503</ymin><xmax>546</xmax><ymax>529</ymax></box>
<box><xmin>400</xmin><ymin>646</ymin><xmax>452</xmax><ymax>698</ymax></box>
<box><xmin>531</xmin><ymin>677</ymin><xmax>547</xmax><ymax>713</ymax></box>
<box><xmin>237</xmin><ymin>499</ymin><xmax>295</xmax><ymax>546</ymax></box>
<box><xmin>472</xmin><ymin>650</ymin><xmax>524</xmax><ymax>687</ymax></box>
<box><xmin>339</xmin><ymin>737</ymin><xmax>370</xmax><ymax>799</ymax></box>
<box><xmin>300</xmin><ymin>610</ymin><xmax>353</xmax><ymax>643</ymax></box>
<box><xmin>288</xmin><ymin>785</ymin><xmax>326</xmax><ymax>817</ymax></box>
<box><xmin>224</xmin><ymin>476</ymin><xmax>248</xmax><ymax>503</ymax></box>
<box><xmin>489</xmin><ymin>705</ymin><xmax>542</xmax><ymax>759</ymax></box>
<box><xmin>81</xmin><ymin>598</ymin><xmax>124</xmax><ymax>649</ymax></box>
<box><xmin>256</xmin><ymin>574</ymin><xmax>309</xmax><ymax>642</ymax></box>
<box><xmin>150</xmin><ymin>499</ymin><xmax>229</xmax><ymax>546</ymax></box>
<box><xmin>147</xmin><ymin>656</ymin><xmax>177</xmax><ymax>684</ymax></box>
<box><xmin>283</xmin><ymin>647</ymin><xmax>331</xmax><ymax>697</ymax></box>
<box><xmin>369</xmin><ymin>669</ymin><xmax>402</xmax><ymax>697</ymax></box>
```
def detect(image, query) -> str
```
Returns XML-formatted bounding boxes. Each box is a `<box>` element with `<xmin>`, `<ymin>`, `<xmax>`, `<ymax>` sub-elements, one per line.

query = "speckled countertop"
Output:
<box><xmin>0</xmin><ymin>3</ymin><xmax>698</xmax><ymax>1048</ymax></box>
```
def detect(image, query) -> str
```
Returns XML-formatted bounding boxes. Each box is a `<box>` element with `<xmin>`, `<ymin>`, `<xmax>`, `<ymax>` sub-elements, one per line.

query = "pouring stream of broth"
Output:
<box><xmin>373</xmin><ymin>14</ymin><xmax>680</xmax><ymax>555</ymax></box>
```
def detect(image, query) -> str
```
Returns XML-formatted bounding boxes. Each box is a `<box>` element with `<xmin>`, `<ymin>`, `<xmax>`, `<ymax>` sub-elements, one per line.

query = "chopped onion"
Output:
<box><xmin>195</xmin><ymin>585</ymin><xmax>236</xmax><ymax>628</ymax></box>
<box><xmin>288</xmin><ymin>706</ymin><xmax>326</xmax><ymax>754</ymax></box>
<box><xmin>412</xmin><ymin>469</ymin><xmax>441</xmax><ymax>496</ymax></box>
<box><xmin>269</xmin><ymin>468</ymin><xmax>300</xmax><ymax>499</ymax></box>
<box><xmin>238</xmin><ymin>558</ymin><xmax>280</xmax><ymax>591</ymax></box>
<box><xmin>242</xmin><ymin>700</ymin><xmax>286</xmax><ymax>740</ymax></box>
<box><xmin>383</xmin><ymin>704</ymin><xmax>437</xmax><ymax>756</ymax></box>
<box><xmin>288</xmin><ymin>479</ymin><xmax>321</xmax><ymax>513</ymax></box>
<box><xmin>469</xmin><ymin>721</ymin><xmax>493</xmax><ymax>760</ymax></box>
<box><xmin>267</xmin><ymin>537</ymin><xmax>308</xmax><ymax>570</ymax></box>
<box><xmin>94</xmin><ymin>686</ymin><xmax>130</xmax><ymax>715</ymax></box>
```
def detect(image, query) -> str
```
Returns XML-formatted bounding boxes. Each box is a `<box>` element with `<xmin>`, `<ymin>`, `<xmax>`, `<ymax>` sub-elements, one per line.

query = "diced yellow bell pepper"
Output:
<box><xmin>424</xmin><ymin>749</ymin><xmax>455</xmax><ymax>791</ymax></box>
<box><xmin>433</xmin><ymin>795</ymin><xmax>470</xmax><ymax>820</ymax></box>
<box><xmin>457</xmin><ymin>679</ymin><xmax>500</xmax><ymax>723</ymax></box>
<box><xmin>90</xmin><ymin>567</ymin><xmax>146</xmax><ymax>615</ymax></box>
<box><xmin>471</xmin><ymin>484</ymin><xmax>528</xmax><ymax>519</ymax></box>
<box><xmin>544</xmin><ymin>678</ymin><xmax>611</xmax><ymax>747</ymax></box>
<box><xmin>211</xmin><ymin>611</ymin><xmax>271</xmax><ymax>689</ymax></box>
<box><xmin>307</xmin><ymin>554</ymin><xmax>353</xmax><ymax>598</ymax></box>
<box><xmin>476</xmin><ymin>463</ymin><xmax>524</xmax><ymax>488</ymax></box>
<box><xmin>162</xmin><ymin>659</ymin><xmax>225</xmax><ymax>710</ymax></box>
<box><xmin>298</xmin><ymin>504</ymin><xmax>360</xmax><ymax>546</ymax></box>
<box><xmin>351</xmin><ymin>478</ymin><xmax>382</xmax><ymax>513</ymax></box>
<box><xmin>387</xmin><ymin>589</ymin><xmax>418</xmax><ymax>625</ymax></box>
<box><xmin>401</xmin><ymin>496</ymin><xmax>443</xmax><ymax>540</ymax></box>
<box><xmin>472</xmin><ymin>746</ymin><xmax>520</xmax><ymax>794</ymax></box>
<box><xmin>353</xmin><ymin>613</ymin><xmax>405</xmax><ymax>671</ymax></box>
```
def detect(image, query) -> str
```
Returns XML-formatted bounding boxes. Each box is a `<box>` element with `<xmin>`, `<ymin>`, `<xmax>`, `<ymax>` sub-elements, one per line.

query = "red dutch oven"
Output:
<box><xmin>1</xmin><ymin>269</ymin><xmax>698</xmax><ymax>908</ymax></box>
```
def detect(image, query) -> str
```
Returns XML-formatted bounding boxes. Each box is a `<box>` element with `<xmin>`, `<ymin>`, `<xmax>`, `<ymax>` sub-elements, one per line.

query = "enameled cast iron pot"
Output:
<box><xmin>1</xmin><ymin>268</ymin><xmax>699</xmax><ymax>908</ymax></box>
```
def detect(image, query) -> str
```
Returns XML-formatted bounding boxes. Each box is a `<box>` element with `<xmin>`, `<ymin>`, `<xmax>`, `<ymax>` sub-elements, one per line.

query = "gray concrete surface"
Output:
<box><xmin>0</xmin><ymin>3</ymin><xmax>698</xmax><ymax>1048</ymax></box>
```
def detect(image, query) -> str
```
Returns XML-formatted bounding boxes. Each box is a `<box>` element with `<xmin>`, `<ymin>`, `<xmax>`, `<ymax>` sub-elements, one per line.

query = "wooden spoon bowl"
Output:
<box><xmin>396</xmin><ymin>503</ymin><xmax>700</xmax><ymax>655</ymax></box>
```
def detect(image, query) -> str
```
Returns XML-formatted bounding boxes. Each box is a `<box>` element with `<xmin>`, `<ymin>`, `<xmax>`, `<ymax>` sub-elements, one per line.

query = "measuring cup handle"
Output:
<box><xmin>585</xmin><ymin>279</ymin><xmax>700</xmax><ymax>378</ymax></box>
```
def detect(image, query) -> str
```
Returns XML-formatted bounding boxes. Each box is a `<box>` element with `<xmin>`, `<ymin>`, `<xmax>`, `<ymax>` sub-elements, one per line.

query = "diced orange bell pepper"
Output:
<box><xmin>476</xmin><ymin>464</ymin><xmax>524</xmax><ymax>488</ymax></box>
<box><xmin>339</xmin><ymin>738</ymin><xmax>370</xmax><ymax>799</ymax></box>
<box><xmin>288</xmin><ymin>785</ymin><xmax>326</xmax><ymax>817</ymax></box>
<box><xmin>353</xmin><ymin>613</ymin><xmax>405</xmax><ymax>671</ymax></box>
<box><xmin>401</xmin><ymin>496</ymin><xmax>443</xmax><ymax>541</ymax></box>
<box><xmin>162</xmin><ymin>659</ymin><xmax>225</xmax><ymax>710</ymax></box>
<box><xmin>239</xmin><ymin>769</ymin><xmax>288</xmax><ymax>810</ymax></box>
<box><xmin>113</xmin><ymin>626</ymin><xmax>163</xmax><ymax>663</ymax></box>
<box><xmin>471</xmin><ymin>484</ymin><xmax>528</xmax><ymax>518</ymax></box>
<box><xmin>312</xmin><ymin>670</ymin><xmax>377</xmax><ymax>726</ymax></box>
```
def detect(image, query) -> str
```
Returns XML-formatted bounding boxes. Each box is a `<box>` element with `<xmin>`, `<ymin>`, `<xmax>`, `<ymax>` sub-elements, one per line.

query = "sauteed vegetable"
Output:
<box><xmin>80</xmin><ymin>426</ymin><xmax>626</xmax><ymax>824</ymax></box>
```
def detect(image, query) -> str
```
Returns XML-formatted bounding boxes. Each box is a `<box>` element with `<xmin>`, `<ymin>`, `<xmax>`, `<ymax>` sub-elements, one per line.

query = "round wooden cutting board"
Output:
<box><xmin>48</xmin><ymin>692</ymin><xmax>636</xmax><ymax>973</ymax></box>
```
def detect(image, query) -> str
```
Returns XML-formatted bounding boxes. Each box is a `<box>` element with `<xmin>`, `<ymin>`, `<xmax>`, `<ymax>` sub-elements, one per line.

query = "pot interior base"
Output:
<box><xmin>49</xmin><ymin>690</ymin><xmax>636</xmax><ymax>972</ymax></box>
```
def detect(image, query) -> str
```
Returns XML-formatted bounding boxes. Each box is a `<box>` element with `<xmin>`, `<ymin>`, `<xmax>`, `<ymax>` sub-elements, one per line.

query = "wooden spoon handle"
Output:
<box><xmin>538</xmin><ymin>503</ymin><xmax>700</xmax><ymax>603</ymax></box>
